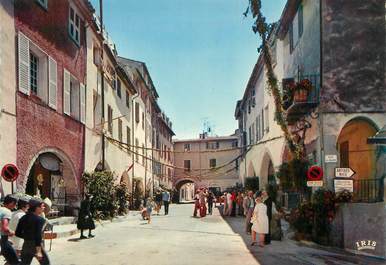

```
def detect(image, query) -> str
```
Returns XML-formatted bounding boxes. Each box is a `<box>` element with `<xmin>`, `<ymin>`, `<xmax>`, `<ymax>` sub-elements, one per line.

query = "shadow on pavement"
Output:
<box><xmin>217</xmin><ymin>205</ymin><xmax>386</xmax><ymax>265</ymax></box>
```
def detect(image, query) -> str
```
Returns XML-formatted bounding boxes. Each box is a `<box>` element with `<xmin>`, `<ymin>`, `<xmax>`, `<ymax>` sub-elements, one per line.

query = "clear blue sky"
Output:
<box><xmin>91</xmin><ymin>0</ymin><xmax>286</xmax><ymax>139</ymax></box>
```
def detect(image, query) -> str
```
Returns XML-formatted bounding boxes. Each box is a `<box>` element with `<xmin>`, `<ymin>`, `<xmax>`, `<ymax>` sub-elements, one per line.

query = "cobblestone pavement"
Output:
<box><xmin>32</xmin><ymin>204</ymin><xmax>384</xmax><ymax>265</ymax></box>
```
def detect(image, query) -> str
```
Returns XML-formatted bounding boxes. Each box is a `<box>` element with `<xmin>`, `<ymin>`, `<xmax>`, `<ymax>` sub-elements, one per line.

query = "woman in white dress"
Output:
<box><xmin>250</xmin><ymin>192</ymin><xmax>269</xmax><ymax>247</ymax></box>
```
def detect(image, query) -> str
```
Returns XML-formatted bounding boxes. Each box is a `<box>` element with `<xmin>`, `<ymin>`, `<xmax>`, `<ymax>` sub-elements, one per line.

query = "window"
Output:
<box><xmin>298</xmin><ymin>5</ymin><xmax>303</xmax><ymax>38</ymax></box>
<box><xmin>36</xmin><ymin>0</ymin><xmax>48</xmax><ymax>9</ymax></box>
<box><xmin>125</xmin><ymin>91</ymin><xmax>130</xmax><ymax>109</ymax></box>
<box><xmin>30</xmin><ymin>52</ymin><xmax>38</xmax><ymax>94</ymax></box>
<box><xmin>249</xmin><ymin>126</ymin><xmax>252</xmax><ymax>145</ymax></box>
<box><xmin>118</xmin><ymin>119</ymin><xmax>122</xmax><ymax>142</ymax></box>
<box><xmin>135</xmin><ymin>102</ymin><xmax>140</xmax><ymax>123</ymax></box>
<box><xmin>271</xmin><ymin>41</ymin><xmax>277</xmax><ymax>65</ymax></box>
<box><xmin>206</xmin><ymin>142</ymin><xmax>219</xmax><ymax>150</ymax></box>
<box><xmin>264</xmin><ymin>105</ymin><xmax>269</xmax><ymax>133</ymax></box>
<box><xmin>63</xmin><ymin>68</ymin><xmax>85</xmax><ymax>122</ymax></box>
<box><xmin>93</xmin><ymin>91</ymin><xmax>101</xmax><ymax>129</ymax></box>
<box><xmin>107</xmin><ymin>105</ymin><xmax>113</xmax><ymax>134</ymax></box>
<box><xmin>70</xmin><ymin>78</ymin><xmax>80</xmax><ymax>120</ymax></box>
<box><xmin>261</xmin><ymin>109</ymin><xmax>265</xmax><ymax>138</ymax></box>
<box><xmin>93</xmin><ymin>46</ymin><xmax>102</xmax><ymax>67</ymax></box>
<box><xmin>126</xmin><ymin>126</ymin><xmax>131</xmax><ymax>153</ymax></box>
<box><xmin>142</xmin><ymin>112</ymin><xmax>145</xmax><ymax>130</ymax></box>
<box><xmin>184</xmin><ymin>143</ymin><xmax>191</xmax><ymax>152</ymax></box>
<box><xmin>289</xmin><ymin>23</ymin><xmax>294</xmax><ymax>53</ymax></box>
<box><xmin>251</xmin><ymin>122</ymin><xmax>255</xmax><ymax>144</ymax></box>
<box><xmin>135</xmin><ymin>138</ymin><xmax>139</xmax><ymax>162</ymax></box>
<box><xmin>209</xmin><ymin>159</ymin><xmax>216</xmax><ymax>169</ymax></box>
<box><xmin>184</xmin><ymin>160</ymin><xmax>191</xmax><ymax>172</ymax></box>
<box><xmin>116</xmin><ymin>78</ymin><xmax>121</xmax><ymax>98</ymax></box>
<box><xmin>69</xmin><ymin>6</ymin><xmax>81</xmax><ymax>45</ymax></box>
<box><xmin>256</xmin><ymin>116</ymin><xmax>260</xmax><ymax>141</ymax></box>
<box><xmin>18</xmin><ymin>33</ymin><xmax>59</xmax><ymax>108</ymax></box>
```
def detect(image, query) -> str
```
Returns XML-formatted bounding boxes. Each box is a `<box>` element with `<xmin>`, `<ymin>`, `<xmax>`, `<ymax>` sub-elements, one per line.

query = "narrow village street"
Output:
<box><xmin>42</xmin><ymin>204</ymin><xmax>383</xmax><ymax>265</ymax></box>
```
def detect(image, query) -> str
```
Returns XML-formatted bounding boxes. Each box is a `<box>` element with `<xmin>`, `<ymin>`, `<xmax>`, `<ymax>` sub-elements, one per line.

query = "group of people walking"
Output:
<box><xmin>192</xmin><ymin>188</ymin><xmax>215</xmax><ymax>218</ymax></box>
<box><xmin>223</xmin><ymin>190</ymin><xmax>280</xmax><ymax>247</ymax></box>
<box><xmin>0</xmin><ymin>194</ymin><xmax>51</xmax><ymax>265</ymax></box>
<box><xmin>141</xmin><ymin>190</ymin><xmax>171</xmax><ymax>224</ymax></box>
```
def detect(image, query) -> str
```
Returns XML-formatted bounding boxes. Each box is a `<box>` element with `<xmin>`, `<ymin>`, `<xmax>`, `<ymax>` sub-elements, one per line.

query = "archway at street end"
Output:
<box><xmin>175</xmin><ymin>179</ymin><xmax>196</xmax><ymax>203</ymax></box>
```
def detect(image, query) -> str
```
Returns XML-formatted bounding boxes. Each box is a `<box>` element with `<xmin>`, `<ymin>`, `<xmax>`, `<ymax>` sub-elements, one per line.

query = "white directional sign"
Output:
<box><xmin>335</xmin><ymin>167</ymin><xmax>356</xmax><ymax>178</ymax></box>
<box><xmin>334</xmin><ymin>179</ymin><xmax>354</xmax><ymax>193</ymax></box>
<box><xmin>307</xmin><ymin>180</ymin><xmax>323</xmax><ymax>187</ymax></box>
<box><xmin>325</xmin><ymin>155</ymin><xmax>338</xmax><ymax>163</ymax></box>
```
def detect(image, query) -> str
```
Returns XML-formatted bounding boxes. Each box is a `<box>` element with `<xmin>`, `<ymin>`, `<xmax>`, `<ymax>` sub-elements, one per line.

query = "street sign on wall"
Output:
<box><xmin>1</xmin><ymin>164</ymin><xmax>19</xmax><ymax>182</ymax></box>
<box><xmin>307</xmin><ymin>166</ymin><xmax>323</xmax><ymax>181</ymax></box>
<box><xmin>325</xmin><ymin>155</ymin><xmax>338</xmax><ymax>163</ymax></box>
<box><xmin>334</xmin><ymin>179</ymin><xmax>354</xmax><ymax>192</ymax></box>
<box><xmin>307</xmin><ymin>166</ymin><xmax>323</xmax><ymax>187</ymax></box>
<box><xmin>307</xmin><ymin>180</ymin><xmax>323</xmax><ymax>187</ymax></box>
<box><xmin>335</xmin><ymin>167</ymin><xmax>356</xmax><ymax>178</ymax></box>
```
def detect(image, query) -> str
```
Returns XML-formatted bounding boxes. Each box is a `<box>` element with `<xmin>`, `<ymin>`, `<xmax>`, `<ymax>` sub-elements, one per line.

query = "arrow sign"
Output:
<box><xmin>335</xmin><ymin>167</ymin><xmax>356</xmax><ymax>178</ymax></box>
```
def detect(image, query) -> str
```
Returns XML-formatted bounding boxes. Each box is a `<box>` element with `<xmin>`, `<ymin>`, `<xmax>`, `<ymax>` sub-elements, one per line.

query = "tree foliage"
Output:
<box><xmin>81</xmin><ymin>171</ymin><xmax>130</xmax><ymax>219</ymax></box>
<box><xmin>245</xmin><ymin>177</ymin><xmax>260</xmax><ymax>192</ymax></box>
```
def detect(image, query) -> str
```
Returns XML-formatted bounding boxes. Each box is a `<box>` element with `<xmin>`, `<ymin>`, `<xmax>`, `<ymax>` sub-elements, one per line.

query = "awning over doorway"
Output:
<box><xmin>367</xmin><ymin>125</ymin><xmax>386</xmax><ymax>144</ymax></box>
<box><xmin>39</xmin><ymin>153</ymin><xmax>62</xmax><ymax>171</ymax></box>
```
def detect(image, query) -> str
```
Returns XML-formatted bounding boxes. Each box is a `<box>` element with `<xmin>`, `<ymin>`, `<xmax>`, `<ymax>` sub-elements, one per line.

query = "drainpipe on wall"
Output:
<box><xmin>131</xmin><ymin>93</ymin><xmax>139</xmax><ymax>208</ymax></box>
<box><xmin>318</xmin><ymin>0</ymin><xmax>326</xmax><ymax>188</ymax></box>
<box><xmin>99</xmin><ymin>0</ymin><xmax>106</xmax><ymax>170</ymax></box>
<box><xmin>144</xmin><ymin>105</ymin><xmax>148</xmax><ymax>198</ymax></box>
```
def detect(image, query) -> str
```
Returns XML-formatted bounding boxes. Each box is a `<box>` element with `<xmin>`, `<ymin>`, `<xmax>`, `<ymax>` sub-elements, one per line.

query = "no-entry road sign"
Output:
<box><xmin>1</xmin><ymin>164</ymin><xmax>19</xmax><ymax>182</ymax></box>
<box><xmin>335</xmin><ymin>167</ymin><xmax>356</xmax><ymax>178</ymax></box>
<box><xmin>307</xmin><ymin>166</ymin><xmax>323</xmax><ymax>181</ymax></box>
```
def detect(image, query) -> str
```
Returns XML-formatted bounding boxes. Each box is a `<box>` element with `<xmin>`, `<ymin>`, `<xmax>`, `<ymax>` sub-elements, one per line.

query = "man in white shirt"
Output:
<box><xmin>10</xmin><ymin>196</ymin><xmax>29</xmax><ymax>256</ymax></box>
<box><xmin>0</xmin><ymin>194</ymin><xmax>19</xmax><ymax>264</ymax></box>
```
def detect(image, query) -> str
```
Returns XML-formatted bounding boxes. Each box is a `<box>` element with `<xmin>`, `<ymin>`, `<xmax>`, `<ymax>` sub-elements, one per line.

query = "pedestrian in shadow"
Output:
<box><xmin>262</xmin><ymin>191</ymin><xmax>273</xmax><ymax>245</ymax></box>
<box><xmin>77</xmin><ymin>194</ymin><xmax>95</xmax><ymax>239</ymax></box>
<box><xmin>207</xmin><ymin>192</ymin><xmax>214</xmax><ymax>215</ymax></box>
<box><xmin>250</xmin><ymin>191</ymin><xmax>268</xmax><ymax>248</ymax></box>
<box><xmin>16</xmin><ymin>198</ymin><xmax>51</xmax><ymax>265</ymax></box>
<box><xmin>162</xmin><ymin>190</ymin><xmax>170</xmax><ymax>215</ymax></box>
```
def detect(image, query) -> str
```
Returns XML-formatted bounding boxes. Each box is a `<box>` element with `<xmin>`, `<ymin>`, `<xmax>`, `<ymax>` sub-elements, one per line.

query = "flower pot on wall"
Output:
<box><xmin>294</xmin><ymin>89</ymin><xmax>308</xmax><ymax>102</ymax></box>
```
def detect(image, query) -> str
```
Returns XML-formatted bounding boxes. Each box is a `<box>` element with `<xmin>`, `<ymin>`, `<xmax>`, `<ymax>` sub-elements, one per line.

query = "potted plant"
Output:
<box><xmin>293</xmin><ymin>79</ymin><xmax>313</xmax><ymax>102</ymax></box>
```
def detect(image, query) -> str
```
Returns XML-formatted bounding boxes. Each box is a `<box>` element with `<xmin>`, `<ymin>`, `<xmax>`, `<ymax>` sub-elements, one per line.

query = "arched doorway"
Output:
<box><xmin>260</xmin><ymin>152</ymin><xmax>275</xmax><ymax>189</ymax></box>
<box><xmin>25</xmin><ymin>150</ymin><xmax>79</xmax><ymax>215</ymax></box>
<box><xmin>175</xmin><ymin>179</ymin><xmax>195</xmax><ymax>203</ymax></box>
<box><xmin>337</xmin><ymin>118</ymin><xmax>378</xmax><ymax>179</ymax></box>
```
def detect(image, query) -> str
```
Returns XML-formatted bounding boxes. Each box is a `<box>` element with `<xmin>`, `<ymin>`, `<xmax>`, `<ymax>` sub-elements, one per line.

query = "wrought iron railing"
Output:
<box><xmin>281</xmin><ymin>192</ymin><xmax>303</xmax><ymax>210</ymax></box>
<box><xmin>300</xmin><ymin>74</ymin><xmax>320</xmax><ymax>104</ymax></box>
<box><xmin>352</xmin><ymin>178</ymin><xmax>384</xmax><ymax>203</ymax></box>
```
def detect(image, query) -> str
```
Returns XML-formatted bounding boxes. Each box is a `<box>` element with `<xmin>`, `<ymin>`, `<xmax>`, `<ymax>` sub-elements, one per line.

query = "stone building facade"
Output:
<box><xmin>13</xmin><ymin>0</ymin><xmax>94</xmax><ymax>211</ymax></box>
<box><xmin>236</xmin><ymin>0</ymin><xmax>386</xmax><ymax>194</ymax></box>
<box><xmin>0</xmin><ymin>0</ymin><xmax>16</xmax><ymax>195</ymax></box>
<box><xmin>173</xmin><ymin>135</ymin><xmax>240</xmax><ymax>198</ymax></box>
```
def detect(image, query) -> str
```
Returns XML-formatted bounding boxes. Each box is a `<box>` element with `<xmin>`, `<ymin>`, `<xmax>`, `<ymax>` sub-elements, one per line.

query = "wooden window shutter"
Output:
<box><xmin>48</xmin><ymin>57</ymin><xmax>57</xmax><ymax>109</ymax></box>
<box><xmin>63</xmin><ymin>68</ymin><xmax>71</xmax><ymax>115</ymax></box>
<box><xmin>18</xmin><ymin>32</ymin><xmax>30</xmax><ymax>95</ymax></box>
<box><xmin>80</xmin><ymin>83</ymin><xmax>86</xmax><ymax>124</ymax></box>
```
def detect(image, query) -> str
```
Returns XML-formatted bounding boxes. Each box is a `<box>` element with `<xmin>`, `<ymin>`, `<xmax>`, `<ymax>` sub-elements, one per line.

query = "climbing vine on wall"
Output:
<box><xmin>244</xmin><ymin>0</ymin><xmax>304</xmax><ymax>159</ymax></box>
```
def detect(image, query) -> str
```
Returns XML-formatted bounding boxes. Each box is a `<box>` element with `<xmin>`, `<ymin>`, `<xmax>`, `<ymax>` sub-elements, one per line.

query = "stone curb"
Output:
<box><xmin>49</xmin><ymin>211</ymin><xmax>140</xmax><ymax>239</ymax></box>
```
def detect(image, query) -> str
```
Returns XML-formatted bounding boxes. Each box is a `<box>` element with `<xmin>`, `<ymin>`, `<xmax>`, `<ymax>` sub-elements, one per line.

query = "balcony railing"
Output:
<box><xmin>282</xmin><ymin>74</ymin><xmax>321</xmax><ymax>124</ymax></box>
<box><xmin>352</xmin><ymin>178</ymin><xmax>384</xmax><ymax>203</ymax></box>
